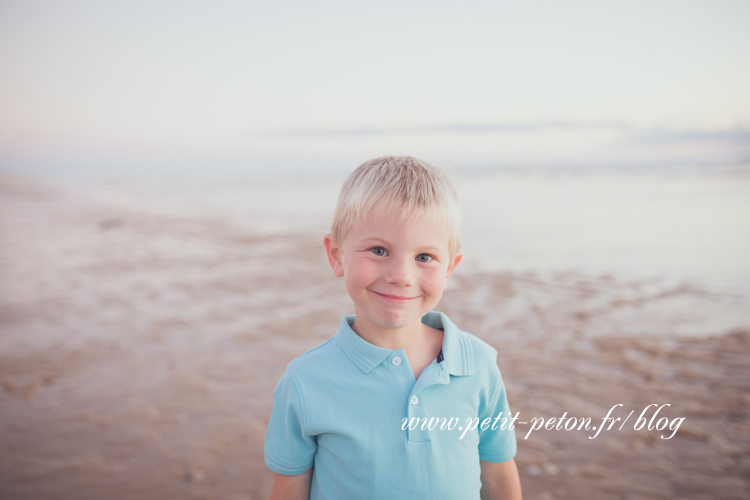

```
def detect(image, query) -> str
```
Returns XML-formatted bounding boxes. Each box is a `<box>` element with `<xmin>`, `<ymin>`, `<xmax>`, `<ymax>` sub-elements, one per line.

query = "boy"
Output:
<box><xmin>264</xmin><ymin>157</ymin><xmax>522</xmax><ymax>499</ymax></box>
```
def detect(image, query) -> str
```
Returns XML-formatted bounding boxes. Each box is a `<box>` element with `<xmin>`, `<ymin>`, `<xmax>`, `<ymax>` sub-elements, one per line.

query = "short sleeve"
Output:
<box><xmin>477</xmin><ymin>363</ymin><xmax>518</xmax><ymax>463</ymax></box>
<box><xmin>264</xmin><ymin>370</ymin><xmax>317</xmax><ymax>475</ymax></box>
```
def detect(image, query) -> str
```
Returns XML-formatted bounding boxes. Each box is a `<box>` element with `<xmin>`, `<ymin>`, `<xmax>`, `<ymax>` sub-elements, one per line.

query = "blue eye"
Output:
<box><xmin>416</xmin><ymin>254</ymin><xmax>433</xmax><ymax>263</ymax></box>
<box><xmin>371</xmin><ymin>247</ymin><xmax>388</xmax><ymax>256</ymax></box>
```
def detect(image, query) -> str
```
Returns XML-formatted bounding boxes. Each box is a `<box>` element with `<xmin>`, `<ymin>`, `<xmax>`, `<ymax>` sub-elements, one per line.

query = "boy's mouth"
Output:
<box><xmin>371</xmin><ymin>291</ymin><xmax>417</xmax><ymax>304</ymax></box>
<box><xmin>372</xmin><ymin>290</ymin><xmax>416</xmax><ymax>304</ymax></box>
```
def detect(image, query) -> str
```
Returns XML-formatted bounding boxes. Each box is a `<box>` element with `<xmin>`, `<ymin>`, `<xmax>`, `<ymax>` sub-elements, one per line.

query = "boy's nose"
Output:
<box><xmin>385</xmin><ymin>258</ymin><xmax>414</xmax><ymax>287</ymax></box>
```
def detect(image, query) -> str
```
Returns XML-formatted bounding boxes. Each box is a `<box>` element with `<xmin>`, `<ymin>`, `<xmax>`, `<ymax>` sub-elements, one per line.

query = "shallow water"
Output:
<box><xmin>64</xmin><ymin>166</ymin><xmax>750</xmax><ymax>292</ymax></box>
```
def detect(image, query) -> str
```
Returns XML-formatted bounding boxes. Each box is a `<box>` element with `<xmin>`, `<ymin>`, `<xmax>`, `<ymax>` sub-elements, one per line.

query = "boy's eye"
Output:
<box><xmin>416</xmin><ymin>254</ymin><xmax>433</xmax><ymax>263</ymax></box>
<box><xmin>371</xmin><ymin>247</ymin><xmax>388</xmax><ymax>257</ymax></box>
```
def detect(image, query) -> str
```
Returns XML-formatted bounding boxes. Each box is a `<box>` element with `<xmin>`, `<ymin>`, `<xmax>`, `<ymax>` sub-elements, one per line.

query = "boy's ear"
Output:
<box><xmin>445</xmin><ymin>252</ymin><xmax>462</xmax><ymax>280</ymax></box>
<box><xmin>323</xmin><ymin>234</ymin><xmax>345</xmax><ymax>277</ymax></box>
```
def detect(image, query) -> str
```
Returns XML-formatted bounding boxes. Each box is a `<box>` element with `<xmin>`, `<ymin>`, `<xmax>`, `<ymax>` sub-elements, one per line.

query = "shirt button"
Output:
<box><xmin>392</xmin><ymin>356</ymin><xmax>401</xmax><ymax>366</ymax></box>
<box><xmin>411</xmin><ymin>396</ymin><xmax>419</xmax><ymax>405</ymax></box>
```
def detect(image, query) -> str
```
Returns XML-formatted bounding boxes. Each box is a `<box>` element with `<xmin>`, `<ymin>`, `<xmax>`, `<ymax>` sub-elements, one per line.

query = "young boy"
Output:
<box><xmin>264</xmin><ymin>157</ymin><xmax>522</xmax><ymax>499</ymax></box>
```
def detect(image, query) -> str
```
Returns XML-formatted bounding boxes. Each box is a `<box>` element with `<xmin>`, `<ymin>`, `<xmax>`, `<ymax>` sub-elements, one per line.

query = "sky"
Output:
<box><xmin>1</xmin><ymin>0</ymin><xmax>749</xmax><ymax>178</ymax></box>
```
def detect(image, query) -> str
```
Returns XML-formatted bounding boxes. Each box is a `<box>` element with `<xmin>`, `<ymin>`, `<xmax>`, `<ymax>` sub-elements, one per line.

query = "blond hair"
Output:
<box><xmin>330</xmin><ymin>156</ymin><xmax>461</xmax><ymax>258</ymax></box>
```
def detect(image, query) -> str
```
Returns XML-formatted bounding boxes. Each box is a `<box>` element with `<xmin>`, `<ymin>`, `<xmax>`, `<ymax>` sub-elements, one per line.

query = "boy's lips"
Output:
<box><xmin>371</xmin><ymin>291</ymin><xmax>418</xmax><ymax>303</ymax></box>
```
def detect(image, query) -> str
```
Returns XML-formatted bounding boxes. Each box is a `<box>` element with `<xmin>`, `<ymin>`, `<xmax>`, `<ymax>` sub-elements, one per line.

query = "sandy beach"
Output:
<box><xmin>1</xmin><ymin>176</ymin><xmax>749</xmax><ymax>500</ymax></box>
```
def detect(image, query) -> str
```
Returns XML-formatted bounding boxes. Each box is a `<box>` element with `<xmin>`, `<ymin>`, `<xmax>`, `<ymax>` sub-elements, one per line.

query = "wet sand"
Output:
<box><xmin>1</xmin><ymin>177</ymin><xmax>748</xmax><ymax>499</ymax></box>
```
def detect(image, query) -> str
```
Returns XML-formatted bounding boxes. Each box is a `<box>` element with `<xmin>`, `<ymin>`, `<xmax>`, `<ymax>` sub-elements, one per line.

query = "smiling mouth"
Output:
<box><xmin>371</xmin><ymin>291</ymin><xmax>418</xmax><ymax>304</ymax></box>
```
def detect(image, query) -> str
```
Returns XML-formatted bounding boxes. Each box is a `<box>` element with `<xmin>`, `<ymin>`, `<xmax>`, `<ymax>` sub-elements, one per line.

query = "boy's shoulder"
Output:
<box><xmin>276</xmin><ymin>318</ymin><xmax>360</xmax><ymax>383</ymax></box>
<box><xmin>283</xmin><ymin>336</ymin><xmax>339</xmax><ymax>376</ymax></box>
<box><xmin>454</xmin><ymin>320</ymin><xmax>498</xmax><ymax>355</ymax></box>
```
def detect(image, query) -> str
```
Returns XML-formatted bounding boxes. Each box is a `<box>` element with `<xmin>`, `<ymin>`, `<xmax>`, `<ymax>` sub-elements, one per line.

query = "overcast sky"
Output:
<box><xmin>1</xmin><ymin>0</ymin><xmax>749</xmax><ymax>177</ymax></box>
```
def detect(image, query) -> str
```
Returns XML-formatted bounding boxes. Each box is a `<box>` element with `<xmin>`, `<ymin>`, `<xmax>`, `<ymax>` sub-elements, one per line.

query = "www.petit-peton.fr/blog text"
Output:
<box><xmin>401</xmin><ymin>404</ymin><xmax>685</xmax><ymax>440</ymax></box>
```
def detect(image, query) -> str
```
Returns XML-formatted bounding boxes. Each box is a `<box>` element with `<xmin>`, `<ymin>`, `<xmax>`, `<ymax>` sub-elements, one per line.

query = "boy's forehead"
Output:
<box><xmin>348</xmin><ymin>211</ymin><xmax>452</xmax><ymax>242</ymax></box>
<box><xmin>361</xmin><ymin>208</ymin><xmax>446</xmax><ymax>227</ymax></box>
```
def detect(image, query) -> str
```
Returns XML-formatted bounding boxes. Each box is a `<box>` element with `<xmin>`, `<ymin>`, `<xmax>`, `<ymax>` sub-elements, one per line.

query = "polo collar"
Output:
<box><xmin>334</xmin><ymin>312</ymin><xmax>474</xmax><ymax>376</ymax></box>
<box><xmin>334</xmin><ymin>316</ymin><xmax>392</xmax><ymax>374</ymax></box>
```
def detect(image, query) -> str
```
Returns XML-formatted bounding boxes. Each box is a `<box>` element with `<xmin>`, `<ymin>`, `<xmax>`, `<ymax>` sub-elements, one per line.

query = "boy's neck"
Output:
<box><xmin>350</xmin><ymin>315</ymin><xmax>442</xmax><ymax>352</ymax></box>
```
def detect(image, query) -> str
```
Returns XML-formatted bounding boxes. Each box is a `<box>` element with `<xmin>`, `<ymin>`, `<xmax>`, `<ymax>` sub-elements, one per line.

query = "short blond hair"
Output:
<box><xmin>330</xmin><ymin>156</ymin><xmax>461</xmax><ymax>258</ymax></box>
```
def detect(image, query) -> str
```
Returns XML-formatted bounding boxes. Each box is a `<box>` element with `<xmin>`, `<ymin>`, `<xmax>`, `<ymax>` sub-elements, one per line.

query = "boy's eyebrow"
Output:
<box><xmin>358</xmin><ymin>236</ymin><xmax>390</xmax><ymax>244</ymax></box>
<box><xmin>419</xmin><ymin>246</ymin><xmax>445</xmax><ymax>252</ymax></box>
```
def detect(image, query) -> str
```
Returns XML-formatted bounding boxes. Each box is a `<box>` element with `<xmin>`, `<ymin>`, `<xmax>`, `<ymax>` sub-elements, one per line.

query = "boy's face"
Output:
<box><xmin>324</xmin><ymin>212</ymin><xmax>461</xmax><ymax>337</ymax></box>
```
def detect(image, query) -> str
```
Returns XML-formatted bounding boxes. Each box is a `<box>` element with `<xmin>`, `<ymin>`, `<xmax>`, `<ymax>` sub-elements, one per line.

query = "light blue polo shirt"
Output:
<box><xmin>264</xmin><ymin>311</ymin><xmax>517</xmax><ymax>500</ymax></box>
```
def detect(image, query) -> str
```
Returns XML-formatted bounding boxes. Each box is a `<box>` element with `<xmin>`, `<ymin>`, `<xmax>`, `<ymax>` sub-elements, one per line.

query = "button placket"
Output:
<box><xmin>404</xmin><ymin>363</ymin><xmax>451</xmax><ymax>443</ymax></box>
